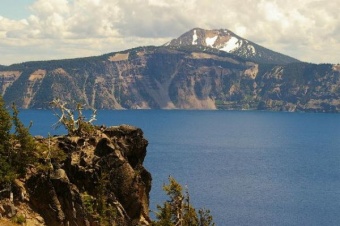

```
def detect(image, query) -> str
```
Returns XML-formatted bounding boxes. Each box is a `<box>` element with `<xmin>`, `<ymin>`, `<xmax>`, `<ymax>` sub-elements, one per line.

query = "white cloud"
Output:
<box><xmin>30</xmin><ymin>0</ymin><xmax>70</xmax><ymax>18</ymax></box>
<box><xmin>0</xmin><ymin>0</ymin><xmax>339</xmax><ymax>65</ymax></box>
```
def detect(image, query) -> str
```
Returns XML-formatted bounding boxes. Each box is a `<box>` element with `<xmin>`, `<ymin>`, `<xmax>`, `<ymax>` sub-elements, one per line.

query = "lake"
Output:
<box><xmin>19</xmin><ymin>110</ymin><xmax>340</xmax><ymax>226</ymax></box>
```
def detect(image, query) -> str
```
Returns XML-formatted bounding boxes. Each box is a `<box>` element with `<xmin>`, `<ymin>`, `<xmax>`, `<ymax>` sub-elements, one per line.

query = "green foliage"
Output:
<box><xmin>81</xmin><ymin>192</ymin><xmax>96</xmax><ymax>215</ymax></box>
<box><xmin>0</xmin><ymin>96</ymin><xmax>12</xmax><ymax>149</ymax></box>
<box><xmin>80</xmin><ymin>173</ymin><xmax>117</xmax><ymax>225</ymax></box>
<box><xmin>11</xmin><ymin>214</ymin><xmax>26</xmax><ymax>224</ymax></box>
<box><xmin>11</xmin><ymin>104</ymin><xmax>38</xmax><ymax>176</ymax></box>
<box><xmin>47</xmin><ymin>144</ymin><xmax>67</xmax><ymax>163</ymax></box>
<box><xmin>153</xmin><ymin>176</ymin><xmax>215</xmax><ymax>226</ymax></box>
<box><xmin>0</xmin><ymin>159</ymin><xmax>16</xmax><ymax>184</ymax></box>
<box><xmin>0</xmin><ymin>97</ymin><xmax>41</xmax><ymax>185</ymax></box>
<box><xmin>96</xmin><ymin>172</ymin><xmax>117</xmax><ymax>225</ymax></box>
<box><xmin>198</xmin><ymin>209</ymin><xmax>215</xmax><ymax>226</ymax></box>
<box><xmin>0</xmin><ymin>96</ymin><xmax>15</xmax><ymax>183</ymax></box>
<box><xmin>34</xmin><ymin>138</ymin><xmax>67</xmax><ymax>172</ymax></box>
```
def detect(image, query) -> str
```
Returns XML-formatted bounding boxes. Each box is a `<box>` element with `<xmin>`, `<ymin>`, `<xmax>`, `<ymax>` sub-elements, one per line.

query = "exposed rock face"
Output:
<box><xmin>1</xmin><ymin>125</ymin><xmax>151</xmax><ymax>226</ymax></box>
<box><xmin>167</xmin><ymin>28</ymin><xmax>300</xmax><ymax>64</ymax></box>
<box><xmin>0</xmin><ymin>29</ymin><xmax>339</xmax><ymax>112</ymax></box>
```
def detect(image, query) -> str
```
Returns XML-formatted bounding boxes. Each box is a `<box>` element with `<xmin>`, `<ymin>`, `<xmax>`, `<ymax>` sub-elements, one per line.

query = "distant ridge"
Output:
<box><xmin>0</xmin><ymin>28</ymin><xmax>339</xmax><ymax>113</ymax></box>
<box><xmin>166</xmin><ymin>28</ymin><xmax>300</xmax><ymax>64</ymax></box>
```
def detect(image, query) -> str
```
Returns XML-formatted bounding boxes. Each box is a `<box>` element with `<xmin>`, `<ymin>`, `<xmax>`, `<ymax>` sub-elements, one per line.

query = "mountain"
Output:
<box><xmin>166</xmin><ymin>28</ymin><xmax>300</xmax><ymax>64</ymax></box>
<box><xmin>0</xmin><ymin>28</ymin><xmax>339</xmax><ymax>112</ymax></box>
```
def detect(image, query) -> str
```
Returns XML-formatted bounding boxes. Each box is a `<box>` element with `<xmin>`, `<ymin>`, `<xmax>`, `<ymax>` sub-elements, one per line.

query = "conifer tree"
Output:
<box><xmin>11</xmin><ymin>104</ymin><xmax>37</xmax><ymax>176</ymax></box>
<box><xmin>153</xmin><ymin>176</ymin><xmax>215</xmax><ymax>226</ymax></box>
<box><xmin>0</xmin><ymin>100</ymin><xmax>39</xmax><ymax>183</ymax></box>
<box><xmin>0</xmin><ymin>96</ymin><xmax>14</xmax><ymax>183</ymax></box>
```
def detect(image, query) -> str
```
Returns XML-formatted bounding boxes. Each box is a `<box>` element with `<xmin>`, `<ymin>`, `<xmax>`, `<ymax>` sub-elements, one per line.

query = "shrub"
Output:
<box><xmin>11</xmin><ymin>214</ymin><xmax>26</xmax><ymax>224</ymax></box>
<box><xmin>153</xmin><ymin>176</ymin><xmax>215</xmax><ymax>226</ymax></box>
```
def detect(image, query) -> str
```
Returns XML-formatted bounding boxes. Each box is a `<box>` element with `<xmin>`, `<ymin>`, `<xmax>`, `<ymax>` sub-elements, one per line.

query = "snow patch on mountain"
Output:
<box><xmin>205</xmin><ymin>36</ymin><xmax>218</xmax><ymax>47</ymax></box>
<box><xmin>220</xmin><ymin>37</ymin><xmax>242</xmax><ymax>52</ymax></box>
<box><xmin>192</xmin><ymin>30</ymin><xmax>198</xmax><ymax>45</ymax></box>
<box><xmin>166</xmin><ymin>28</ymin><xmax>300</xmax><ymax>64</ymax></box>
<box><xmin>247</xmin><ymin>45</ymin><xmax>256</xmax><ymax>55</ymax></box>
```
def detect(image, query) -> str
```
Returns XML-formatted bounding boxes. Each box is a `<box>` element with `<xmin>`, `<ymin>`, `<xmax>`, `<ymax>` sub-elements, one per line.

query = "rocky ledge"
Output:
<box><xmin>0</xmin><ymin>125</ymin><xmax>152</xmax><ymax>226</ymax></box>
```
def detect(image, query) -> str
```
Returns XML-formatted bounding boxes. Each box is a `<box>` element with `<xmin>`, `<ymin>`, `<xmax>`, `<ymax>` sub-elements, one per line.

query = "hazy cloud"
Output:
<box><xmin>115</xmin><ymin>1</ymin><xmax>193</xmax><ymax>38</ymax></box>
<box><xmin>0</xmin><ymin>0</ymin><xmax>339</xmax><ymax>65</ymax></box>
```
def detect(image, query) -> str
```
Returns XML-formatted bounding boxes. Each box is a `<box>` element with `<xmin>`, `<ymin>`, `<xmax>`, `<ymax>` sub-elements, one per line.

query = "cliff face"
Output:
<box><xmin>0</xmin><ymin>125</ymin><xmax>151</xmax><ymax>226</ymax></box>
<box><xmin>0</xmin><ymin>46</ymin><xmax>340</xmax><ymax>112</ymax></box>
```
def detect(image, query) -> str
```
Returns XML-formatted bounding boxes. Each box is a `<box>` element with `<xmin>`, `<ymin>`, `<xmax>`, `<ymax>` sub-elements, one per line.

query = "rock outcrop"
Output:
<box><xmin>0</xmin><ymin>125</ymin><xmax>152</xmax><ymax>226</ymax></box>
<box><xmin>0</xmin><ymin>46</ymin><xmax>339</xmax><ymax>112</ymax></box>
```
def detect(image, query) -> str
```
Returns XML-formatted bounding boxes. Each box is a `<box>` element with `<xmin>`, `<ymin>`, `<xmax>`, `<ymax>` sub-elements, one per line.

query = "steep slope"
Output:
<box><xmin>167</xmin><ymin>28</ymin><xmax>300</xmax><ymax>64</ymax></box>
<box><xmin>0</xmin><ymin>46</ymin><xmax>254</xmax><ymax>110</ymax></box>
<box><xmin>0</xmin><ymin>45</ymin><xmax>339</xmax><ymax>112</ymax></box>
<box><xmin>0</xmin><ymin>125</ymin><xmax>152</xmax><ymax>226</ymax></box>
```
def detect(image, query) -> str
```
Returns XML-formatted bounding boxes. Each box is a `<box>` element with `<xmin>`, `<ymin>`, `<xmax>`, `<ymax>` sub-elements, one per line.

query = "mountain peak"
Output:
<box><xmin>167</xmin><ymin>28</ymin><xmax>299</xmax><ymax>64</ymax></box>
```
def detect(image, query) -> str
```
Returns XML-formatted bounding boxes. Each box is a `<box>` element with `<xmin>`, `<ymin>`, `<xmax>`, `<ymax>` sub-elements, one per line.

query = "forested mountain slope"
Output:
<box><xmin>1</xmin><ymin>29</ymin><xmax>339</xmax><ymax>112</ymax></box>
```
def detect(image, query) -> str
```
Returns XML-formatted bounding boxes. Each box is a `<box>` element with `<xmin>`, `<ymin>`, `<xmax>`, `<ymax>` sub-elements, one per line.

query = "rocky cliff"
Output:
<box><xmin>0</xmin><ymin>125</ymin><xmax>151</xmax><ymax>226</ymax></box>
<box><xmin>0</xmin><ymin>28</ymin><xmax>340</xmax><ymax>112</ymax></box>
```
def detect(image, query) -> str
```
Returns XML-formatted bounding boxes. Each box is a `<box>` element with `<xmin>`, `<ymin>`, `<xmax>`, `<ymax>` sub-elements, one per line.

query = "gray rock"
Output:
<box><xmin>3</xmin><ymin>203</ymin><xmax>17</xmax><ymax>218</ymax></box>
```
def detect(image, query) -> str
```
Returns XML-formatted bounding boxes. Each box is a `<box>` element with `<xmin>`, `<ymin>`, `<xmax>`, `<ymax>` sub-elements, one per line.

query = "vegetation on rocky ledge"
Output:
<box><xmin>0</xmin><ymin>96</ymin><xmax>46</xmax><ymax>184</ymax></box>
<box><xmin>0</xmin><ymin>97</ymin><xmax>214</xmax><ymax>225</ymax></box>
<box><xmin>153</xmin><ymin>176</ymin><xmax>214</xmax><ymax>226</ymax></box>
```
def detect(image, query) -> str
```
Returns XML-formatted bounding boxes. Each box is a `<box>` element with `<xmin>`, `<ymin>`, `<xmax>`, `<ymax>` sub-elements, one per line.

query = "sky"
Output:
<box><xmin>0</xmin><ymin>0</ymin><xmax>339</xmax><ymax>65</ymax></box>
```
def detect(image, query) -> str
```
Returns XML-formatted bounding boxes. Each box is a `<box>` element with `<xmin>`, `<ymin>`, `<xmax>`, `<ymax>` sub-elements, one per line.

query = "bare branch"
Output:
<box><xmin>88</xmin><ymin>109</ymin><xmax>97</xmax><ymax>123</ymax></box>
<box><xmin>50</xmin><ymin>98</ymin><xmax>97</xmax><ymax>136</ymax></box>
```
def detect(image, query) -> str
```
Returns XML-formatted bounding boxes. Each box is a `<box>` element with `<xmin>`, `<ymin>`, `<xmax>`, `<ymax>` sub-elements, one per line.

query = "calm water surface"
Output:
<box><xmin>20</xmin><ymin>110</ymin><xmax>340</xmax><ymax>226</ymax></box>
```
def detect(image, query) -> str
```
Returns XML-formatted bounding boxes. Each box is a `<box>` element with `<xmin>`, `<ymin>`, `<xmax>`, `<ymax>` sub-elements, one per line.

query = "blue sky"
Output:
<box><xmin>0</xmin><ymin>0</ymin><xmax>35</xmax><ymax>19</ymax></box>
<box><xmin>0</xmin><ymin>0</ymin><xmax>339</xmax><ymax>65</ymax></box>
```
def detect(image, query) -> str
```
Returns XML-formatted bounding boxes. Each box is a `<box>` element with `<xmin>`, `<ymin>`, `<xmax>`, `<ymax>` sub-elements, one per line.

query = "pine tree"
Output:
<box><xmin>0</xmin><ymin>96</ymin><xmax>11</xmax><ymax>149</ymax></box>
<box><xmin>11</xmin><ymin>104</ymin><xmax>37</xmax><ymax>176</ymax></box>
<box><xmin>153</xmin><ymin>176</ymin><xmax>215</xmax><ymax>226</ymax></box>
<box><xmin>0</xmin><ymin>96</ymin><xmax>14</xmax><ymax>183</ymax></box>
<box><xmin>0</xmin><ymin>96</ymin><xmax>13</xmax><ymax>183</ymax></box>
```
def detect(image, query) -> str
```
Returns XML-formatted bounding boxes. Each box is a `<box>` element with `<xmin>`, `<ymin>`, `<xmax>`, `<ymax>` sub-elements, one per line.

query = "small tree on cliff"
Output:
<box><xmin>153</xmin><ymin>176</ymin><xmax>215</xmax><ymax>226</ymax></box>
<box><xmin>50</xmin><ymin>98</ymin><xmax>97</xmax><ymax>136</ymax></box>
<box><xmin>11</xmin><ymin>104</ymin><xmax>38</xmax><ymax>176</ymax></box>
<box><xmin>0</xmin><ymin>99</ymin><xmax>39</xmax><ymax>186</ymax></box>
<box><xmin>0</xmin><ymin>96</ymin><xmax>15</xmax><ymax>183</ymax></box>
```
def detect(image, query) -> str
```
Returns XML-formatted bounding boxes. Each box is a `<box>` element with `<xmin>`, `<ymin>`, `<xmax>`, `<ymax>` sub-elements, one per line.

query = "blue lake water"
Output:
<box><xmin>19</xmin><ymin>110</ymin><xmax>340</xmax><ymax>226</ymax></box>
